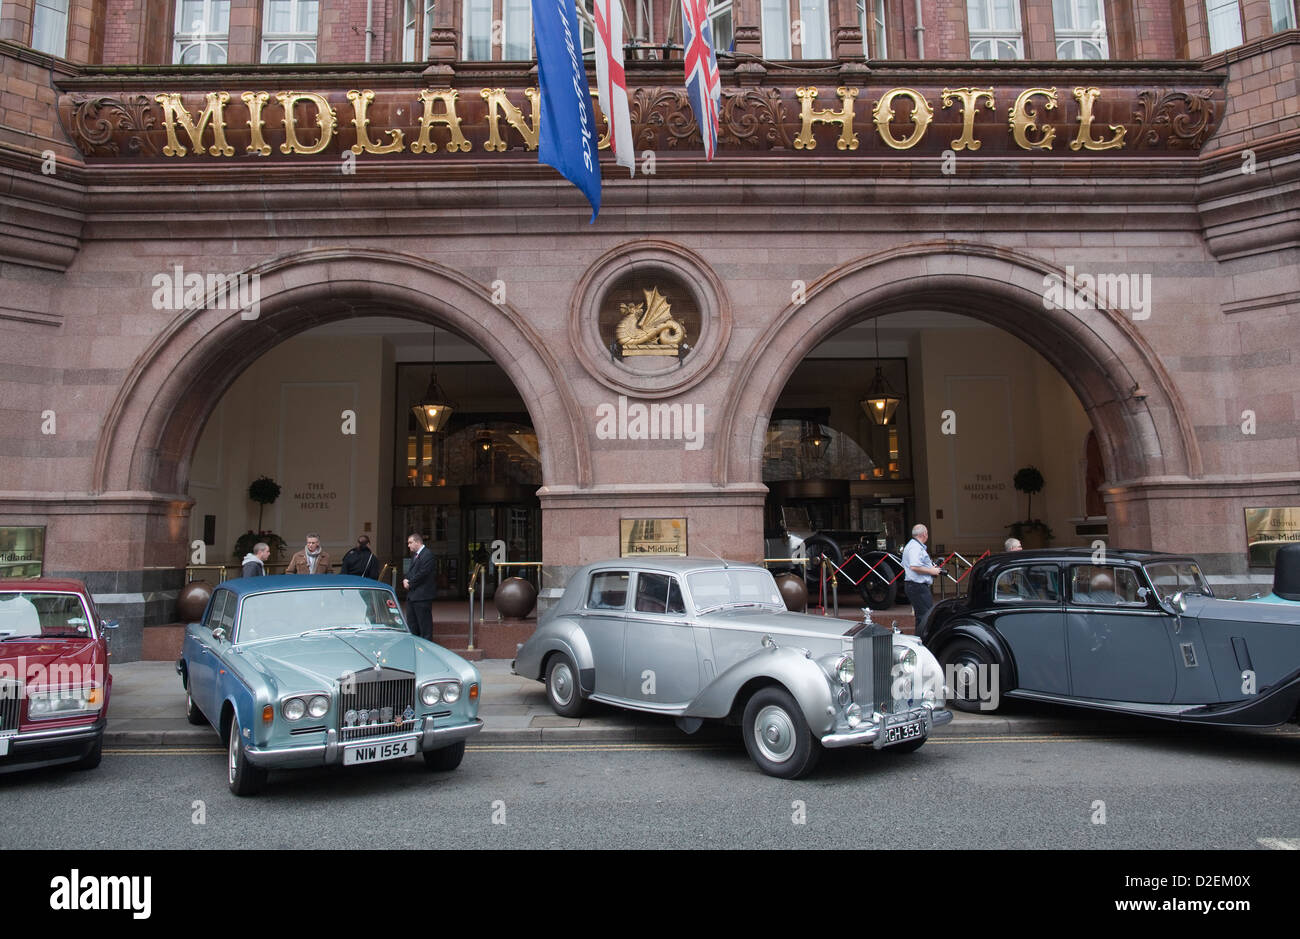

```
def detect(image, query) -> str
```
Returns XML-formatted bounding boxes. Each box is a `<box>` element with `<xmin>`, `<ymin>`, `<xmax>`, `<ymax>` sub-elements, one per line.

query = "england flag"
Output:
<box><xmin>681</xmin><ymin>0</ymin><xmax>722</xmax><ymax>160</ymax></box>
<box><xmin>594</xmin><ymin>0</ymin><xmax>635</xmax><ymax>176</ymax></box>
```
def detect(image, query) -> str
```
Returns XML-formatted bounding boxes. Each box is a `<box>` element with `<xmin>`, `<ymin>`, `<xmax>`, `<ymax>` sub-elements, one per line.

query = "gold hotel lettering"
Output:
<box><xmin>147</xmin><ymin>85</ymin><xmax>1136</xmax><ymax>158</ymax></box>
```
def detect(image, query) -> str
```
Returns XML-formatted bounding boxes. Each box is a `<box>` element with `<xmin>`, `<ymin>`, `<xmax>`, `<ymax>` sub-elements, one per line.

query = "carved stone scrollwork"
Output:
<box><xmin>67</xmin><ymin>94</ymin><xmax>159</xmax><ymax>157</ymax></box>
<box><xmin>1132</xmin><ymin>89</ymin><xmax>1221</xmax><ymax>151</ymax></box>
<box><xmin>720</xmin><ymin>89</ymin><xmax>792</xmax><ymax>149</ymax></box>
<box><xmin>629</xmin><ymin>88</ymin><xmax>698</xmax><ymax>150</ymax></box>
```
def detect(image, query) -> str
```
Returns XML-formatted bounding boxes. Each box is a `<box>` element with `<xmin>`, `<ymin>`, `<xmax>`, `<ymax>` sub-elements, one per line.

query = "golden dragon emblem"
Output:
<box><xmin>615</xmin><ymin>287</ymin><xmax>687</xmax><ymax>356</ymax></box>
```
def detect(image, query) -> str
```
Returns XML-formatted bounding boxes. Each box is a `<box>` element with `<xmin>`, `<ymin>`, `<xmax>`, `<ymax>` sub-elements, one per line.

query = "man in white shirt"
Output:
<box><xmin>902</xmin><ymin>523</ymin><xmax>942</xmax><ymax>633</ymax></box>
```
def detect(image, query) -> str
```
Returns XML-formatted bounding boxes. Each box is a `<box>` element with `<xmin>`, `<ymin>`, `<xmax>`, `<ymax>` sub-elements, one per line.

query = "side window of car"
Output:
<box><xmin>1069</xmin><ymin>565</ymin><xmax>1144</xmax><ymax>607</ymax></box>
<box><xmin>204</xmin><ymin>591</ymin><xmax>228</xmax><ymax>630</ymax></box>
<box><xmin>587</xmin><ymin>572</ymin><xmax>629</xmax><ymax>611</ymax></box>
<box><xmin>994</xmin><ymin>566</ymin><xmax>1060</xmax><ymax>603</ymax></box>
<box><xmin>213</xmin><ymin>592</ymin><xmax>236</xmax><ymax>634</ymax></box>
<box><xmin>633</xmin><ymin>573</ymin><xmax>687</xmax><ymax>615</ymax></box>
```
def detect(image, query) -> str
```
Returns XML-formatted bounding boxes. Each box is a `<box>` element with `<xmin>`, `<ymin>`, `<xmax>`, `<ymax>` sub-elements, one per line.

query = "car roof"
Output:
<box><xmin>978</xmin><ymin>548</ymin><xmax>1201</xmax><ymax>568</ymax></box>
<box><xmin>578</xmin><ymin>556</ymin><xmax>767</xmax><ymax>576</ymax></box>
<box><xmin>0</xmin><ymin>578</ymin><xmax>89</xmax><ymax>593</ymax></box>
<box><xmin>214</xmin><ymin>574</ymin><xmax>394</xmax><ymax>598</ymax></box>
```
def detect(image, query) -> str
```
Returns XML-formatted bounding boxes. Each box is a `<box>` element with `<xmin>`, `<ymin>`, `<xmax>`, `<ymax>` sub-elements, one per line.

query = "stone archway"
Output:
<box><xmin>93</xmin><ymin>247</ymin><xmax>590</xmax><ymax>503</ymax></box>
<box><xmin>716</xmin><ymin>241</ymin><xmax>1201</xmax><ymax>547</ymax></box>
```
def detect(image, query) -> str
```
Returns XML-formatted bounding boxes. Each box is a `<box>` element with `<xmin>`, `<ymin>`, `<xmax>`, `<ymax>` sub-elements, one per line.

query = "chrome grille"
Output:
<box><xmin>339</xmin><ymin>671</ymin><xmax>416</xmax><ymax>742</ymax></box>
<box><xmin>851</xmin><ymin>626</ymin><xmax>895</xmax><ymax>715</ymax></box>
<box><xmin>0</xmin><ymin>680</ymin><xmax>20</xmax><ymax>732</ymax></box>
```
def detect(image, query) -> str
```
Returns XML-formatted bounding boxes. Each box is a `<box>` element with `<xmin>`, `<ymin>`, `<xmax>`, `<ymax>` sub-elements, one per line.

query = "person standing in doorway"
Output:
<box><xmin>341</xmin><ymin>534</ymin><xmax>379</xmax><ymax>578</ymax></box>
<box><xmin>403</xmin><ymin>532</ymin><xmax>436</xmax><ymax>641</ymax></box>
<box><xmin>286</xmin><ymin>533</ymin><xmax>333</xmax><ymax>575</ymax></box>
<box><xmin>241</xmin><ymin>542</ymin><xmax>270</xmax><ymax>577</ymax></box>
<box><xmin>902</xmin><ymin>524</ymin><xmax>943</xmax><ymax>635</ymax></box>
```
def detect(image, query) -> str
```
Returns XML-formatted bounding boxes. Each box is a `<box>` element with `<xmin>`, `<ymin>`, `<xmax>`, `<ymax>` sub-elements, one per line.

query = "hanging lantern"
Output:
<box><xmin>860</xmin><ymin>316</ymin><xmax>904</xmax><ymax>425</ymax></box>
<box><xmin>411</xmin><ymin>332</ymin><xmax>456</xmax><ymax>432</ymax></box>
<box><xmin>799</xmin><ymin>422</ymin><xmax>830</xmax><ymax>464</ymax></box>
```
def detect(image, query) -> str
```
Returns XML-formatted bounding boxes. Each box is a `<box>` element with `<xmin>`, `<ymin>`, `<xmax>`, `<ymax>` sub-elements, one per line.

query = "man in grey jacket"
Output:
<box><xmin>241</xmin><ymin>543</ymin><xmax>270</xmax><ymax>577</ymax></box>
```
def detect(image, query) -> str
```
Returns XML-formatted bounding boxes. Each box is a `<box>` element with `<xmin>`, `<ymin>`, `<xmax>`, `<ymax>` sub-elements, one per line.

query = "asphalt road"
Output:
<box><xmin>2</xmin><ymin>726</ymin><xmax>1298</xmax><ymax>850</ymax></box>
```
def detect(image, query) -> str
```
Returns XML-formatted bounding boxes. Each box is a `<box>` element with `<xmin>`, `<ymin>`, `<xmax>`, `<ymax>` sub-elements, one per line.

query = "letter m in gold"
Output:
<box><xmin>154</xmin><ymin>92</ymin><xmax>235</xmax><ymax>157</ymax></box>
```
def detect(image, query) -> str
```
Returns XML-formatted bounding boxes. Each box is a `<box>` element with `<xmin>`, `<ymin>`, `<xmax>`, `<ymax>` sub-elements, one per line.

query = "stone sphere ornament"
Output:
<box><xmin>177</xmin><ymin>580</ymin><xmax>214</xmax><ymax>622</ymax></box>
<box><xmin>494</xmin><ymin>577</ymin><xmax>538</xmax><ymax>619</ymax></box>
<box><xmin>775</xmin><ymin>573</ymin><xmax>808</xmax><ymax>612</ymax></box>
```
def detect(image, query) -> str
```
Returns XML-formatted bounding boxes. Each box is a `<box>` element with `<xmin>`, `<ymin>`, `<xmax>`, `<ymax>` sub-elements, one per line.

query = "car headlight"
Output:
<box><xmin>835</xmin><ymin>655</ymin><xmax>854</xmax><ymax>685</ymax></box>
<box><xmin>421</xmin><ymin>683</ymin><xmax>442</xmax><ymax>706</ymax></box>
<box><xmin>307</xmin><ymin>695</ymin><xmax>329</xmax><ymax>719</ymax></box>
<box><xmin>26</xmin><ymin>686</ymin><xmax>103</xmax><ymax>720</ymax></box>
<box><xmin>441</xmin><ymin>682</ymin><xmax>461</xmax><ymax>704</ymax></box>
<box><xmin>846</xmin><ymin>703</ymin><xmax>862</xmax><ymax>728</ymax></box>
<box><xmin>893</xmin><ymin>645</ymin><xmax>917</xmax><ymax>669</ymax></box>
<box><xmin>282</xmin><ymin>697</ymin><xmax>306</xmax><ymax>721</ymax></box>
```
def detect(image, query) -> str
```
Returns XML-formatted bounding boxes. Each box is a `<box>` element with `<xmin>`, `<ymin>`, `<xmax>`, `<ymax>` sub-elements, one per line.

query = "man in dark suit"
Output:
<box><xmin>403</xmin><ymin>532</ymin><xmax>436</xmax><ymax>641</ymax></box>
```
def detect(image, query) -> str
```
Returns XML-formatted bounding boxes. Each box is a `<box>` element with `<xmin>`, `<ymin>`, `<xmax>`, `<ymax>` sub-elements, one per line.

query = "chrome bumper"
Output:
<box><xmin>0</xmin><ymin>719</ymin><xmax>104</xmax><ymax>773</ymax></box>
<box><xmin>820</xmin><ymin>706</ymin><xmax>952</xmax><ymax>750</ymax></box>
<box><xmin>244</xmin><ymin>716</ymin><xmax>483</xmax><ymax>768</ymax></box>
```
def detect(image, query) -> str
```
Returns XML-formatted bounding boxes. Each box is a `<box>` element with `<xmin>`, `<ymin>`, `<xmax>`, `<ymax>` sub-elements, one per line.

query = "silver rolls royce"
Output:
<box><xmin>512</xmin><ymin>557</ymin><xmax>953</xmax><ymax>778</ymax></box>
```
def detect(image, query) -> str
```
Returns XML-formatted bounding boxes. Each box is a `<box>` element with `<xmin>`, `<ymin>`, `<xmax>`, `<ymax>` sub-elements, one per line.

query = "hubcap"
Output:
<box><xmin>551</xmin><ymin>663</ymin><xmax>573</xmax><ymax>706</ymax></box>
<box><xmin>753</xmin><ymin>704</ymin><xmax>797</xmax><ymax>763</ymax></box>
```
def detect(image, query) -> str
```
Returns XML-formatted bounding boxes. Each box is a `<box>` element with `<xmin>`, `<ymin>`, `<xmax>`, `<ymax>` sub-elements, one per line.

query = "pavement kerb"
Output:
<box><xmin>102</xmin><ymin>657</ymin><xmax>1300</xmax><ymax>749</ymax></box>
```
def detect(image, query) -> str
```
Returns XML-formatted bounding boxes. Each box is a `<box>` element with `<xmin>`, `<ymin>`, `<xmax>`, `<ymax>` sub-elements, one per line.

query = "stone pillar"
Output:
<box><xmin>227</xmin><ymin>0</ymin><xmax>261</xmax><ymax>65</ymax></box>
<box><xmin>1023</xmin><ymin>0</ymin><xmax>1058</xmax><ymax>59</ymax></box>
<box><xmin>428</xmin><ymin>0</ymin><xmax>460</xmax><ymax>64</ymax></box>
<box><xmin>0</xmin><ymin>0</ymin><xmax>33</xmax><ymax>45</ymax></box>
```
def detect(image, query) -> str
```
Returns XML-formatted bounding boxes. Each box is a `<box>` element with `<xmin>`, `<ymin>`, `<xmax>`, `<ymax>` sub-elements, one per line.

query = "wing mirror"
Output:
<box><xmin>212</xmin><ymin>627</ymin><xmax>228</xmax><ymax>641</ymax></box>
<box><xmin>1170</xmin><ymin>591</ymin><xmax>1188</xmax><ymax>614</ymax></box>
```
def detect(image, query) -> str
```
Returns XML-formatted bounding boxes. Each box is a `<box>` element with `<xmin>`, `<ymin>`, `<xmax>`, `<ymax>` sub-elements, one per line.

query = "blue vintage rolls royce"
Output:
<box><xmin>178</xmin><ymin>575</ymin><xmax>482</xmax><ymax>795</ymax></box>
<box><xmin>921</xmin><ymin>548</ymin><xmax>1300</xmax><ymax>728</ymax></box>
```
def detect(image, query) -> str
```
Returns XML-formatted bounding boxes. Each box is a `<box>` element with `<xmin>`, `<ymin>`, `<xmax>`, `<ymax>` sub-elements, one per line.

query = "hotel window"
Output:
<box><xmin>709</xmin><ymin>0</ymin><xmax>735</xmax><ymax>53</ymax></box>
<box><xmin>403</xmin><ymin>0</ymin><xmax>436</xmax><ymax>59</ymax></box>
<box><xmin>967</xmin><ymin>0</ymin><xmax>1024</xmax><ymax>59</ymax></box>
<box><xmin>262</xmin><ymin>0</ymin><xmax>319</xmax><ymax>64</ymax></box>
<box><xmin>1054</xmin><ymin>0</ymin><xmax>1108</xmax><ymax>58</ymax></box>
<box><xmin>31</xmin><ymin>0</ymin><xmax>69</xmax><ymax>57</ymax></box>
<box><xmin>761</xmin><ymin>0</ymin><xmax>831</xmax><ymax>58</ymax></box>
<box><xmin>575</xmin><ymin>0</ymin><xmax>596</xmax><ymax>55</ymax></box>
<box><xmin>1205</xmin><ymin>0</ymin><xmax>1243</xmax><ymax>52</ymax></box>
<box><xmin>1272</xmin><ymin>0</ymin><xmax>1296</xmax><ymax>30</ymax></box>
<box><xmin>860</xmin><ymin>0</ymin><xmax>888</xmax><ymax>57</ymax></box>
<box><xmin>173</xmin><ymin>0</ymin><xmax>231</xmax><ymax>64</ymax></box>
<box><xmin>463</xmin><ymin>0</ymin><xmax>533</xmax><ymax>61</ymax></box>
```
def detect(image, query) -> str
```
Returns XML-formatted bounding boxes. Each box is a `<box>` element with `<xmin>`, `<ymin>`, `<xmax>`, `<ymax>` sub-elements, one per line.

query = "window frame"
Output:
<box><xmin>172</xmin><ymin>0</ymin><xmax>232</xmax><ymax>65</ymax></box>
<box><xmin>403</xmin><ymin>0</ymin><xmax>437</xmax><ymax>60</ymax></box>
<box><xmin>859</xmin><ymin>0</ymin><xmax>888</xmax><ymax>58</ymax></box>
<box><xmin>992</xmin><ymin>565</ymin><xmax>1062</xmax><ymax>605</ymax></box>
<box><xmin>1205</xmin><ymin>0</ymin><xmax>1244</xmax><ymax>53</ymax></box>
<box><xmin>463</xmin><ymin>0</ymin><xmax>535</xmax><ymax>62</ymax></box>
<box><xmin>967</xmin><ymin>0</ymin><xmax>1024</xmax><ymax>60</ymax></box>
<box><xmin>260</xmin><ymin>0</ymin><xmax>320</xmax><ymax>65</ymax></box>
<box><xmin>762</xmin><ymin>0</ymin><xmax>832</xmax><ymax>60</ymax></box>
<box><xmin>31</xmin><ymin>0</ymin><xmax>70</xmax><ymax>58</ymax></box>
<box><xmin>1067</xmin><ymin>564</ymin><xmax>1148</xmax><ymax>609</ymax></box>
<box><xmin>1270</xmin><ymin>0</ymin><xmax>1296</xmax><ymax>31</ymax></box>
<box><xmin>632</xmin><ymin>572</ymin><xmax>688</xmax><ymax>617</ymax></box>
<box><xmin>1053</xmin><ymin>0</ymin><xmax>1108</xmax><ymax>59</ymax></box>
<box><xmin>586</xmin><ymin>571</ymin><xmax>631</xmax><ymax>612</ymax></box>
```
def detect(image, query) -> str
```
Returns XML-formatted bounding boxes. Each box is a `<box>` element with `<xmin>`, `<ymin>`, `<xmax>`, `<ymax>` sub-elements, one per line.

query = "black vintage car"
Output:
<box><xmin>921</xmin><ymin>548</ymin><xmax>1300</xmax><ymax>728</ymax></box>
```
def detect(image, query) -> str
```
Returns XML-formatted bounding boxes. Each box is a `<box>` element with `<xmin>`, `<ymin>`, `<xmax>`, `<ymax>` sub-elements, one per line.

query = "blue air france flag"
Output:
<box><xmin>533</xmin><ymin>0</ymin><xmax>602</xmax><ymax>221</ymax></box>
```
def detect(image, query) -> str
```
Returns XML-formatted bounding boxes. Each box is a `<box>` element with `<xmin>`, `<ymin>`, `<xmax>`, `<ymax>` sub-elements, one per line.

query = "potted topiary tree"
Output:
<box><xmin>1008</xmin><ymin>465</ymin><xmax>1053</xmax><ymax>548</ymax></box>
<box><xmin>248</xmin><ymin>475</ymin><xmax>281</xmax><ymax>532</ymax></box>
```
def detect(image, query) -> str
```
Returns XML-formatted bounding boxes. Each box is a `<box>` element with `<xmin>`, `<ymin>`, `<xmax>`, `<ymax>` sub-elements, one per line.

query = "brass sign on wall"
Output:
<box><xmin>0</xmin><ymin>526</ymin><xmax>45</xmax><ymax>578</ymax></box>
<box><xmin>1244</xmin><ymin>507</ymin><xmax>1300</xmax><ymax>568</ymax></box>
<box><xmin>620</xmin><ymin>518</ymin><xmax>687</xmax><ymax>557</ymax></box>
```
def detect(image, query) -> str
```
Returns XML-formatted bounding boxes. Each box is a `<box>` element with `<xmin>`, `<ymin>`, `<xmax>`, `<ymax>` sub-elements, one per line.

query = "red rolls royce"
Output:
<box><xmin>0</xmin><ymin>579</ymin><xmax>115</xmax><ymax>773</ymax></box>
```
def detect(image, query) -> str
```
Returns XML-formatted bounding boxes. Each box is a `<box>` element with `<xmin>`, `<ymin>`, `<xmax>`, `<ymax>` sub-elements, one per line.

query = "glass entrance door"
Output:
<box><xmin>463</xmin><ymin>501</ymin><xmax>540</xmax><ymax>598</ymax></box>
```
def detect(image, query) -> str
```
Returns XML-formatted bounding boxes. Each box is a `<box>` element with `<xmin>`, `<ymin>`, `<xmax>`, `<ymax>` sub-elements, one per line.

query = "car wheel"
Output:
<box><xmin>859</xmin><ymin>558</ymin><xmax>897</xmax><ymax>611</ymax></box>
<box><xmin>884</xmin><ymin>736</ymin><xmax>927</xmax><ymax>754</ymax></box>
<box><xmin>423</xmin><ymin>741</ymin><xmax>466</xmax><ymax>771</ymax></box>
<box><xmin>545</xmin><ymin>653</ymin><xmax>586</xmax><ymax>718</ymax></box>
<box><xmin>742</xmin><ymin>686</ymin><xmax>821</xmax><ymax>779</ymax></box>
<box><xmin>227</xmin><ymin>716</ymin><xmax>268</xmax><ymax>797</ymax></box>
<box><xmin>802</xmin><ymin>537</ymin><xmax>842</xmax><ymax>593</ymax></box>
<box><xmin>185</xmin><ymin>688</ymin><xmax>207</xmax><ymax>726</ymax></box>
<box><xmin>74</xmin><ymin>736</ymin><xmax>103</xmax><ymax>770</ymax></box>
<box><xmin>940</xmin><ymin>638</ymin><xmax>998</xmax><ymax>713</ymax></box>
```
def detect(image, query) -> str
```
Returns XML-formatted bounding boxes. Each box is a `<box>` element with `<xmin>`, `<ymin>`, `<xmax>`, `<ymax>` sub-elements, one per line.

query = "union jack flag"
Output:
<box><xmin>681</xmin><ymin>0</ymin><xmax>722</xmax><ymax>160</ymax></box>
